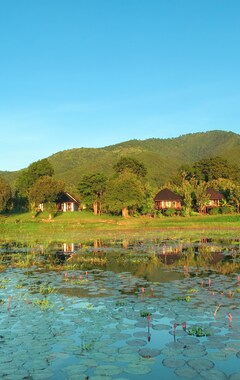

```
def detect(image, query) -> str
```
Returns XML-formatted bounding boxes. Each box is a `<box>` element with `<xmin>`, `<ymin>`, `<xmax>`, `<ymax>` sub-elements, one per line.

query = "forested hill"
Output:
<box><xmin>1</xmin><ymin>130</ymin><xmax>240</xmax><ymax>188</ymax></box>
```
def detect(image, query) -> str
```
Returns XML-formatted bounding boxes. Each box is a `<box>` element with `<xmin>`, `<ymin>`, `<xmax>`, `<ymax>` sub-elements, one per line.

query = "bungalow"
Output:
<box><xmin>154</xmin><ymin>188</ymin><xmax>182</xmax><ymax>210</ymax></box>
<box><xmin>56</xmin><ymin>192</ymin><xmax>80</xmax><ymax>212</ymax></box>
<box><xmin>39</xmin><ymin>192</ymin><xmax>80</xmax><ymax>212</ymax></box>
<box><xmin>205</xmin><ymin>187</ymin><xmax>225</xmax><ymax>213</ymax></box>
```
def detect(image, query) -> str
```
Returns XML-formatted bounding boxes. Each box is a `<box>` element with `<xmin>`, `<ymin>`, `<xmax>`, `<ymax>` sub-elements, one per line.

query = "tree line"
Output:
<box><xmin>0</xmin><ymin>156</ymin><xmax>239</xmax><ymax>217</ymax></box>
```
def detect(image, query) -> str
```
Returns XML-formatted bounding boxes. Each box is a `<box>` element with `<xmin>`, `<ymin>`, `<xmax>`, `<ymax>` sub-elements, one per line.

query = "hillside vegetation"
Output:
<box><xmin>1</xmin><ymin>130</ymin><xmax>240</xmax><ymax>188</ymax></box>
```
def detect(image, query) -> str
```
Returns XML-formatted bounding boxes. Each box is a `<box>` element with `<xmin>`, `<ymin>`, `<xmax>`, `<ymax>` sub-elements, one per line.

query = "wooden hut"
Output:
<box><xmin>154</xmin><ymin>188</ymin><xmax>182</xmax><ymax>210</ymax></box>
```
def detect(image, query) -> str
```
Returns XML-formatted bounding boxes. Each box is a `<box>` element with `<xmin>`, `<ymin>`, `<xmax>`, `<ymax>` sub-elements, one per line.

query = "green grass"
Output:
<box><xmin>0</xmin><ymin>211</ymin><xmax>239</xmax><ymax>243</ymax></box>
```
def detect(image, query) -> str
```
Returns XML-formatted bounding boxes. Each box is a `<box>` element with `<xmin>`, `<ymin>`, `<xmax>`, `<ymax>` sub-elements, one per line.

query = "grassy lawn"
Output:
<box><xmin>0</xmin><ymin>211</ymin><xmax>239</xmax><ymax>243</ymax></box>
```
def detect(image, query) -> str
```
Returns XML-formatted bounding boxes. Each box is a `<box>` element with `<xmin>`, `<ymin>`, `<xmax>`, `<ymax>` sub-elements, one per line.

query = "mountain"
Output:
<box><xmin>1</xmin><ymin>130</ymin><xmax>240</xmax><ymax>189</ymax></box>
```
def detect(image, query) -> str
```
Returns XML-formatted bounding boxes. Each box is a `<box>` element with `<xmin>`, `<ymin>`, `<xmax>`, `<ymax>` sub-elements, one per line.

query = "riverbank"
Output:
<box><xmin>0</xmin><ymin>211</ymin><xmax>239</xmax><ymax>243</ymax></box>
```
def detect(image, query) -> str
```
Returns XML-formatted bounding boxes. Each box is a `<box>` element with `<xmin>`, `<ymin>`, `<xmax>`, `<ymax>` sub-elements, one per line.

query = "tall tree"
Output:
<box><xmin>192</xmin><ymin>180</ymin><xmax>210</xmax><ymax>214</ymax></box>
<box><xmin>29</xmin><ymin>176</ymin><xmax>65</xmax><ymax>219</ymax></box>
<box><xmin>0</xmin><ymin>176</ymin><xmax>12</xmax><ymax>212</ymax></box>
<box><xmin>113</xmin><ymin>157</ymin><xmax>147</xmax><ymax>178</ymax></box>
<box><xmin>78</xmin><ymin>173</ymin><xmax>107</xmax><ymax>215</ymax></box>
<box><xmin>105</xmin><ymin>172</ymin><xmax>144</xmax><ymax>217</ymax></box>
<box><xmin>180</xmin><ymin>179</ymin><xmax>194</xmax><ymax>216</ymax></box>
<box><xmin>16</xmin><ymin>158</ymin><xmax>54</xmax><ymax>196</ymax></box>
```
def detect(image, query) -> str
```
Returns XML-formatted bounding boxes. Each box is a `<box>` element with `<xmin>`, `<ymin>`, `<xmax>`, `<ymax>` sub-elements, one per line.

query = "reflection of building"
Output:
<box><xmin>63</xmin><ymin>243</ymin><xmax>75</xmax><ymax>253</ymax></box>
<box><xmin>154</xmin><ymin>188</ymin><xmax>182</xmax><ymax>211</ymax></box>
<box><xmin>157</xmin><ymin>243</ymin><xmax>183</xmax><ymax>264</ymax></box>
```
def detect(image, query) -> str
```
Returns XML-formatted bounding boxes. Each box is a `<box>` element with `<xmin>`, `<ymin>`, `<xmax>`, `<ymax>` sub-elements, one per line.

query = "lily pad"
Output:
<box><xmin>94</xmin><ymin>365</ymin><xmax>123</xmax><ymax>376</ymax></box>
<box><xmin>229</xmin><ymin>374</ymin><xmax>240</xmax><ymax>380</ymax></box>
<box><xmin>162</xmin><ymin>357</ymin><xmax>186</xmax><ymax>368</ymax></box>
<box><xmin>124</xmin><ymin>363</ymin><xmax>152</xmax><ymax>375</ymax></box>
<box><xmin>138</xmin><ymin>348</ymin><xmax>161</xmax><ymax>358</ymax></box>
<box><xmin>174</xmin><ymin>366</ymin><xmax>199</xmax><ymax>379</ymax></box>
<box><xmin>126</xmin><ymin>339</ymin><xmax>147</xmax><ymax>346</ymax></box>
<box><xmin>187</xmin><ymin>358</ymin><xmax>214</xmax><ymax>371</ymax></box>
<box><xmin>200</xmin><ymin>369</ymin><xmax>228</xmax><ymax>380</ymax></box>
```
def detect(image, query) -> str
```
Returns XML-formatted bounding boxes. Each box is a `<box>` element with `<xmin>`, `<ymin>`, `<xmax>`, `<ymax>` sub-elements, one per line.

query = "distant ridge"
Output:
<box><xmin>1</xmin><ymin>130</ymin><xmax>240</xmax><ymax>188</ymax></box>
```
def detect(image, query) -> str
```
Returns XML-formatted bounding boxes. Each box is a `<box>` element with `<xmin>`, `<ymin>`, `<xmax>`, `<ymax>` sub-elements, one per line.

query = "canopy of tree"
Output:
<box><xmin>78</xmin><ymin>173</ymin><xmax>107</xmax><ymax>215</ymax></box>
<box><xmin>0</xmin><ymin>176</ymin><xmax>12</xmax><ymax>211</ymax></box>
<box><xmin>16</xmin><ymin>159</ymin><xmax>54</xmax><ymax>195</ymax></box>
<box><xmin>29</xmin><ymin>176</ymin><xmax>65</xmax><ymax>217</ymax></box>
<box><xmin>105</xmin><ymin>172</ymin><xmax>144</xmax><ymax>217</ymax></box>
<box><xmin>113</xmin><ymin>157</ymin><xmax>147</xmax><ymax>178</ymax></box>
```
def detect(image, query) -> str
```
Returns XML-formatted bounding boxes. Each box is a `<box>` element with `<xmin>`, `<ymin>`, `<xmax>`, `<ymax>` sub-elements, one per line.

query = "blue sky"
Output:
<box><xmin>0</xmin><ymin>0</ymin><xmax>240</xmax><ymax>171</ymax></box>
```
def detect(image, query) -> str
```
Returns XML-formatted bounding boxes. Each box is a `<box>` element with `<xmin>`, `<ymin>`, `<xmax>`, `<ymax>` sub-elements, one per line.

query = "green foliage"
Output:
<box><xmin>39</xmin><ymin>284</ymin><xmax>56</xmax><ymax>295</ymax></box>
<box><xmin>209</xmin><ymin>207</ymin><xmax>220</xmax><ymax>215</ymax></box>
<box><xmin>113</xmin><ymin>157</ymin><xmax>147</xmax><ymax>178</ymax></box>
<box><xmin>192</xmin><ymin>180</ymin><xmax>210</xmax><ymax>213</ymax></box>
<box><xmin>78</xmin><ymin>173</ymin><xmax>107</xmax><ymax>214</ymax></box>
<box><xmin>0</xmin><ymin>176</ymin><xmax>12</xmax><ymax>212</ymax></box>
<box><xmin>29</xmin><ymin>176</ymin><xmax>65</xmax><ymax>217</ymax></box>
<box><xmin>105</xmin><ymin>172</ymin><xmax>144</xmax><ymax>216</ymax></box>
<box><xmin>140</xmin><ymin>310</ymin><xmax>152</xmax><ymax>317</ymax></box>
<box><xmin>164</xmin><ymin>208</ymin><xmax>176</xmax><ymax>217</ymax></box>
<box><xmin>187</xmin><ymin>326</ymin><xmax>211</xmax><ymax>337</ymax></box>
<box><xmin>221</xmin><ymin>206</ymin><xmax>235</xmax><ymax>214</ymax></box>
<box><xmin>16</xmin><ymin>159</ymin><xmax>54</xmax><ymax>196</ymax></box>
<box><xmin>193</xmin><ymin>156</ymin><xmax>240</xmax><ymax>182</ymax></box>
<box><xmin>32</xmin><ymin>298</ymin><xmax>52</xmax><ymax>310</ymax></box>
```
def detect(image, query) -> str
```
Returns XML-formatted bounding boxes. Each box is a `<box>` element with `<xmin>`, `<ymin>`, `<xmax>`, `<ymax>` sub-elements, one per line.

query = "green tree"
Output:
<box><xmin>105</xmin><ymin>172</ymin><xmax>144</xmax><ymax>217</ymax></box>
<box><xmin>170</xmin><ymin>164</ymin><xmax>194</xmax><ymax>186</ymax></box>
<box><xmin>113</xmin><ymin>157</ymin><xmax>147</xmax><ymax>178</ymax></box>
<box><xmin>228</xmin><ymin>185</ymin><xmax>240</xmax><ymax>213</ymax></box>
<box><xmin>29</xmin><ymin>176</ymin><xmax>65</xmax><ymax>219</ymax></box>
<box><xmin>180</xmin><ymin>179</ymin><xmax>194</xmax><ymax>216</ymax></box>
<box><xmin>78</xmin><ymin>173</ymin><xmax>107</xmax><ymax>215</ymax></box>
<box><xmin>193</xmin><ymin>157</ymin><xmax>240</xmax><ymax>182</ymax></box>
<box><xmin>192</xmin><ymin>180</ymin><xmax>210</xmax><ymax>214</ymax></box>
<box><xmin>0</xmin><ymin>176</ymin><xmax>12</xmax><ymax>212</ymax></box>
<box><xmin>16</xmin><ymin>158</ymin><xmax>54</xmax><ymax>196</ymax></box>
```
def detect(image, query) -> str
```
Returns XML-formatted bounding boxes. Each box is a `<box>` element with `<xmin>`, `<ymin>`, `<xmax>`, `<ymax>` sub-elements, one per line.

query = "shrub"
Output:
<box><xmin>209</xmin><ymin>207</ymin><xmax>220</xmax><ymax>215</ymax></box>
<box><xmin>221</xmin><ymin>206</ymin><xmax>234</xmax><ymax>214</ymax></box>
<box><xmin>164</xmin><ymin>208</ymin><xmax>176</xmax><ymax>217</ymax></box>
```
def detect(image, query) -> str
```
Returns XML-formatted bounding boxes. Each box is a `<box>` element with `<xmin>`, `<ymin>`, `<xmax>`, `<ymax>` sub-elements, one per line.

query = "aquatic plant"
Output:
<box><xmin>115</xmin><ymin>300</ymin><xmax>126</xmax><ymax>307</ymax></box>
<box><xmin>187</xmin><ymin>326</ymin><xmax>211</xmax><ymax>337</ymax></box>
<box><xmin>175</xmin><ymin>295</ymin><xmax>191</xmax><ymax>302</ymax></box>
<box><xmin>39</xmin><ymin>284</ymin><xmax>56</xmax><ymax>295</ymax></box>
<box><xmin>140</xmin><ymin>310</ymin><xmax>152</xmax><ymax>317</ymax></box>
<box><xmin>32</xmin><ymin>298</ymin><xmax>52</xmax><ymax>310</ymax></box>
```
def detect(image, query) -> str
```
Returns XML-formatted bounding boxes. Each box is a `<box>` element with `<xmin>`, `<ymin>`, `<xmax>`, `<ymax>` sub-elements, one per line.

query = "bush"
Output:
<box><xmin>221</xmin><ymin>206</ymin><xmax>235</xmax><ymax>214</ymax></box>
<box><xmin>209</xmin><ymin>207</ymin><xmax>220</xmax><ymax>215</ymax></box>
<box><xmin>164</xmin><ymin>208</ymin><xmax>176</xmax><ymax>217</ymax></box>
<box><xmin>190</xmin><ymin>211</ymin><xmax>200</xmax><ymax>216</ymax></box>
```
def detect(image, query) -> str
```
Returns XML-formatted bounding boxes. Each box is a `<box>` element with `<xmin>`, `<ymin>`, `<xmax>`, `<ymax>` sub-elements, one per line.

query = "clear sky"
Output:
<box><xmin>0</xmin><ymin>0</ymin><xmax>240</xmax><ymax>171</ymax></box>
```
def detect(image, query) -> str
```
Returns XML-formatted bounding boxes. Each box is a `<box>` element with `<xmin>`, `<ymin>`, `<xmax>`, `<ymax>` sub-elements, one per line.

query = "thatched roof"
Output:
<box><xmin>154</xmin><ymin>188</ymin><xmax>182</xmax><ymax>202</ymax></box>
<box><xmin>206</xmin><ymin>187</ymin><xmax>224</xmax><ymax>200</ymax></box>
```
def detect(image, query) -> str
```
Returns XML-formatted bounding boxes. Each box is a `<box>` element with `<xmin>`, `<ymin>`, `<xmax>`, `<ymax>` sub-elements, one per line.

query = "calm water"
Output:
<box><xmin>0</xmin><ymin>238</ymin><xmax>240</xmax><ymax>380</ymax></box>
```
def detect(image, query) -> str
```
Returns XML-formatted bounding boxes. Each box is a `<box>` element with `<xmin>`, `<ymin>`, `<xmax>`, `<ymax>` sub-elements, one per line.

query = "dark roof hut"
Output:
<box><xmin>154</xmin><ymin>188</ymin><xmax>182</xmax><ymax>210</ymax></box>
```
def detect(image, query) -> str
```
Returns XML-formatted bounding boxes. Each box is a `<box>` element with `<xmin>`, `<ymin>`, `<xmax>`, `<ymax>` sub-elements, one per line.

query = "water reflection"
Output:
<box><xmin>0</xmin><ymin>238</ymin><xmax>240</xmax><ymax>379</ymax></box>
<box><xmin>0</xmin><ymin>238</ymin><xmax>240</xmax><ymax>280</ymax></box>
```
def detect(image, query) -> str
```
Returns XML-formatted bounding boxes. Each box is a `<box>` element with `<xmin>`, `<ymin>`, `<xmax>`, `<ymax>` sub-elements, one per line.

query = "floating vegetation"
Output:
<box><xmin>187</xmin><ymin>326</ymin><xmax>211</xmax><ymax>337</ymax></box>
<box><xmin>32</xmin><ymin>298</ymin><xmax>52</xmax><ymax>310</ymax></box>
<box><xmin>140</xmin><ymin>310</ymin><xmax>152</xmax><ymax>317</ymax></box>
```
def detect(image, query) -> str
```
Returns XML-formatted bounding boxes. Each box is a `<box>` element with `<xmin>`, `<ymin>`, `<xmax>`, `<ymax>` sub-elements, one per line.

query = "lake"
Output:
<box><xmin>0</xmin><ymin>238</ymin><xmax>240</xmax><ymax>379</ymax></box>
